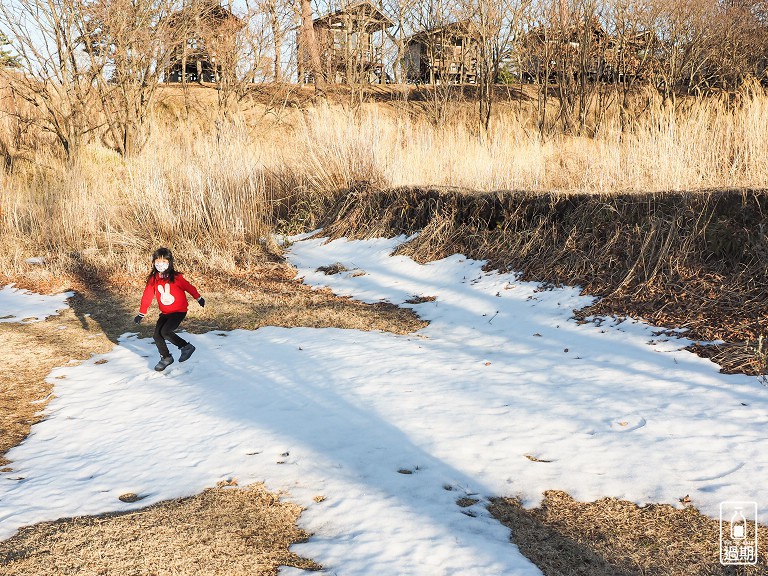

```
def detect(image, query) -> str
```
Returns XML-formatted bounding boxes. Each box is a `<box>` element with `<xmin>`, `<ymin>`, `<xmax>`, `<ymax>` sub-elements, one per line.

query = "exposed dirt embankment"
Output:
<box><xmin>316</xmin><ymin>187</ymin><xmax>768</xmax><ymax>375</ymax></box>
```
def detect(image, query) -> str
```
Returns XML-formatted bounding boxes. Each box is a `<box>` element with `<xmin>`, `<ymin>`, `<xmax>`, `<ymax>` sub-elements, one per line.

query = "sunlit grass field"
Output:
<box><xmin>2</xmin><ymin>83</ymin><xmax>767</xmax><ymax>281</ymax></box>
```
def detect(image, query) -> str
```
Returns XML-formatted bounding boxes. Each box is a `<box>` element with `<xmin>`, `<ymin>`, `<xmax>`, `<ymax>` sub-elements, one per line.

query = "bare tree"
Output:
<box><xmin>560</xmin><ymin>0</ymin><xmax>610</xmax><ymax>134</ymax></box>
<box><xmin>381</xmin><ymin>0</ymin><xmax>420</xmax><ymax>83</ymax></box>
<box><xmin>702</xmin><ymin>0</ymin><xmax>768</xmax><ymax>88</ymax></box>
<box><xmin>603</xmin><ymin>0</ymin><xmax>660</xmax><ymax>130</ymax></box>
<box><xmin>405</xmin><ymin>0</ymin><xmax>463</xmax><ymax>125</ymax></box>
<box><xmin>80</xmin><ymin>0</ymin><xmax>174</xmax><ymax>156</ymax></box>
<box><xmin>522</xmin><ymin>0</ymin><xmax>594</xmax><ymax>135</ymax></box>
<box><xmin>409</xmin><ymin>0</ymin><xmax>455</xmax><ymax>83</ymax></box>
<box><xmin>190</xmin><ymin>0</ymin><xmax>264</xmax><ymax>118</ymax></box>
<box><xmin>462</xmin><ymin>0</ymin><xmax>529</xmax><ymax>133</ymax></box>
<box><xmin>0</xmin><ymin>57</ymin><xmax>27</xmax><ymax>171</ymax></box>
<box><xmin>647</xmin><ymin>0</ymin><xmax>717</xmax><ymax>102</ymax></box>
<box><xmin>255</xmin><ymin>0</ymin><xmax>294</xmax><ymax>82</ymax></box>
<box><xmin>0</xmin><ymin>0</ymin><xmax>103</xmax><ymax>161</ymax></box>
<box><xmin>299</xmin><ymin>0</ymin><xmax>326</xmax><ymax>97</ymax></box>
<box><xmin>0</xmin><ymin>0</ymin><xmax>177</xmax><ymax>159</ymax></box>
<box><xmin>518</xmin><ymin>1</ymin><xmax>552</xmax><ymax>135</ymax></box>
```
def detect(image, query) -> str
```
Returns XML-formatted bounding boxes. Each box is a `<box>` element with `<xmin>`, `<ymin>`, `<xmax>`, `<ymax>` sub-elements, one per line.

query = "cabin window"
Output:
<box><xmin>332</xmin><ymin>30</ymin><xmax>343</xmax><ymax>49</ymax></box>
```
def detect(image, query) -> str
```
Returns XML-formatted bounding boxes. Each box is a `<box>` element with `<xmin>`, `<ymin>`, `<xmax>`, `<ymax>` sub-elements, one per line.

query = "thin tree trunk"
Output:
<box><xmin>300</xmin><ymin>0</ymin><xmax>326</xmax><ymax>97</ymax></box>
<box><xmin>269</xmin><ymin>4</ymin><xmax>282</xmax><ymax>82</ymax></box>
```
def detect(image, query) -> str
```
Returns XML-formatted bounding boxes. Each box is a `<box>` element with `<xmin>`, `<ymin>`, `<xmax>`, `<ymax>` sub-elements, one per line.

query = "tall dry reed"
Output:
<box><xmin>286</xmin><ymin>91</ymin><xmax>768</xmax><ymax>194</ymax></box>
<box><xmin>2</xmin><ymin>87</ymin><xmax>768</xmax><ymax>283</ymax></box>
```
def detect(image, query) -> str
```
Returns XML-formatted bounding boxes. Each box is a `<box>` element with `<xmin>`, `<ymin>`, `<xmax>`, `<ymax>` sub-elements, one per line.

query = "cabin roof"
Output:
<box><xmin>313</xmin><ymin>1</ymin><xmax>394</xmax><ymax>30</ymax></box>
<box><xmin>405</xmin><ymin>20</ymin><xmax>478</xmax><ymax>44</ymax></box>
<box><xmin>166</xmin><ymin>1</ymin><xmax>244</xmax><ymax>31</ymax></box>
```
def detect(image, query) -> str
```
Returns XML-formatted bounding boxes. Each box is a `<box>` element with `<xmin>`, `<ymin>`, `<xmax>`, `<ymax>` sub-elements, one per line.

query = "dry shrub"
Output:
<box><xmin>3</xmin><ymin>85</ymin><xmax>768</xmax><ymax>308</ymax></box>
<box><xmin>0</xmin><ymin>122</ymin><xmax>283</xmax><ymax>282</ymax></box>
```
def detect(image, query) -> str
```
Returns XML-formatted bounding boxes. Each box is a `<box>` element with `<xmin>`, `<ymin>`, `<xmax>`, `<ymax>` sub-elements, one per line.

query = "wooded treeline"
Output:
<box><xmin>1</xmin><ymin>0</ymin><xmax>768</xmax><ymax>161</ymax></box>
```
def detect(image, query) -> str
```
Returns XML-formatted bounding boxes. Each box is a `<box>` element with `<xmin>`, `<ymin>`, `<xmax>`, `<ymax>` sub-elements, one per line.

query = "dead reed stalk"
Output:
<box><xmin>2</xmin><ymin>86</ymin><xmax>768</xmax><ymax>289</ymax></box>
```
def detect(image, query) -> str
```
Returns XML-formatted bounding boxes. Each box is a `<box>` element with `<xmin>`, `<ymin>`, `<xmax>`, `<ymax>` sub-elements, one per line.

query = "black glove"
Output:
<box><xmin>134</xmin><ymin>313</ymin><xmax>144</xmax><ymax>324</ymax></box>
<box><xmin>198</xmin><ymin>297</ymin><xmax>205</xmax><ymax>307</ymax></box>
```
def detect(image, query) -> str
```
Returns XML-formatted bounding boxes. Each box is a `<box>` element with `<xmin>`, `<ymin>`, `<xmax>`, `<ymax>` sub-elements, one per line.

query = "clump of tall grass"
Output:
<box><xmin>288</xmin><ymin>88</ymin><xmax>768</xmax><ymax>194</ymax></box>
<box><xmin>2</xmin><ymin>86</ymin><xmax>768</xmax><ymax>285</ymax></box>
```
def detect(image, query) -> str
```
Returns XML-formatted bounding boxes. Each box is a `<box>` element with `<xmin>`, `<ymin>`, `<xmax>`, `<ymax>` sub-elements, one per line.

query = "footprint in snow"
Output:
<box><xmin>609</xmin><ymin>415</ymin><xmax>647</xmax><ymax>432</ymax></box>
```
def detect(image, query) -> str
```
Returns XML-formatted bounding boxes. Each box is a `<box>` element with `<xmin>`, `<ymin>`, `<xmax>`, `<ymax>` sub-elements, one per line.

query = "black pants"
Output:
<box><xmin>153</xmin><ymin>312</ymin><xmax>189</xmax><ymax>358</ymax></box>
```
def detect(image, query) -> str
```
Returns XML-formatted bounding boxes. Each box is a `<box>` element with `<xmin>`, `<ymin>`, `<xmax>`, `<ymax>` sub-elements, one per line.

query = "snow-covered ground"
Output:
<box><xmin>1</xmin><ymin>235</ymin><xmax>767</xmax><ymax>575</ymax></box>
<box><xmin>0</xmin><ymin>284</ymin><xmax>73</xmax><ymax>323</ymax></box>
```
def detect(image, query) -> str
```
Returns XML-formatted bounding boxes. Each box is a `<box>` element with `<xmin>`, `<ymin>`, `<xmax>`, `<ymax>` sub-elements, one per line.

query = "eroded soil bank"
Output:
<box><xmin>315</xmin><ymin>186</ymin><xmax>768</xmax><ymax>375</ymax></box>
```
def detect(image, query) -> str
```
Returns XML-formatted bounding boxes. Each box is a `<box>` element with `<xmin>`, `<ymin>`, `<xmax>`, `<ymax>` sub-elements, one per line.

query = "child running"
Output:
<box><xmin>134</xmin><ymin>247</ymin><xmax>205</xmax><ymax>371</ymax></box>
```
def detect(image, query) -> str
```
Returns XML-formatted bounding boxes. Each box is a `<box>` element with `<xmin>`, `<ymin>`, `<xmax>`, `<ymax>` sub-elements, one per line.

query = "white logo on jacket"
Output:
<box><xmin>157</xmin><ymin>283</ymin><xmax>176</xmax><ymax>306</ymax></box>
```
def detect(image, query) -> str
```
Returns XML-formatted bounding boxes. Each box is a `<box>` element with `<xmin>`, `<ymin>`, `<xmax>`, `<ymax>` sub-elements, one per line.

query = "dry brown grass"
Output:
<box><xmin>4</xmin><ymin>84</ymin><xmax>768</xmax><ymax>288</ymax></box>
<box><xmin>490</xmin><ymin>491</ymin><xmax>768</xmax><ymax>576</ymax></box>
<box><xmin>319</xmin><ymin>187</ymin><xmax>768</xmax><ymax>375</ymax></box>
<box><xmin>0</xmin><ymin>299</ymin><xmax>115</xmax><ymax>468</ymax></box>
<box><xmin>0</xmin><ymin>483</ymin><xmax>320</xmax><ymax>575</ymax></box>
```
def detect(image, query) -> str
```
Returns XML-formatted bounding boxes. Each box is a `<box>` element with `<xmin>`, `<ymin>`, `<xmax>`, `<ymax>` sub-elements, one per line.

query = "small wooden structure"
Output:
<box><xmin>602</xmin><ymin>30</ymin><xmax>659</xmax><ymax>83</ymax></box>
<box><xmin>519</xmin><ymin>18</ymin><xmax>609</xmax><ymax>82</ymax></box>
<box><xmin>165</xmin><ymin>1</ymin><xmax>244</xmax><ymax>83</ymax></box>
<box><xmin>403</xmin><ymin>21</ymin><xmax>479</xmax><ymax>84</ymax></box>
<box><xmin>518</xmin><ymin>18</ymin><xmax>657</xmax><ymax>83</ymax></box>
<box><xmin>299</xmin><ymin>1</ymin><xmax>394</xmax><ymax>84</ymax></box>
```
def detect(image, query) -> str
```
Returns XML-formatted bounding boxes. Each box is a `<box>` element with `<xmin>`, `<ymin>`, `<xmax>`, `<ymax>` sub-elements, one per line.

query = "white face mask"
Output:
<box><xmin>154</xmin><ymin>261</ymin><xmax>169</xmax><ymax>273</ymax></box>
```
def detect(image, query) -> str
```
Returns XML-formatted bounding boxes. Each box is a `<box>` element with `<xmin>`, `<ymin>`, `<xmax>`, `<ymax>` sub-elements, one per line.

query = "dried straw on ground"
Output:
<box><xmin>490</xmin><ymin>490</ymin><xmax>768</xmax><ymax>576</ymax></box>
<box><xmin>0</xmin><ymin>484</ymin><xmax>321</xmax><ymax>575</ymax></box>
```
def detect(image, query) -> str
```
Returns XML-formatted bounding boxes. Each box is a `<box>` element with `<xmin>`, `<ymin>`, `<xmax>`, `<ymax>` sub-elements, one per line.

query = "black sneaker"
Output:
<box><xmin>154</xmin><ymin>356</ymin><xmax>174</xmax><ymax>371</ymax></box>
<box><xmin>179</xmin><ymin>343</ymin><xmax>196</xmax><ymax>362</ymax></box>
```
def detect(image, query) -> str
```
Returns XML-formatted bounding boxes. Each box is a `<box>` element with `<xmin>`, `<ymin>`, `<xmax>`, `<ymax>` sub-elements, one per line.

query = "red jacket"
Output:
<box><xmin>140</xmin><ymin>273</ymin><xmax>201</xmax><ymax>315</ymax></box>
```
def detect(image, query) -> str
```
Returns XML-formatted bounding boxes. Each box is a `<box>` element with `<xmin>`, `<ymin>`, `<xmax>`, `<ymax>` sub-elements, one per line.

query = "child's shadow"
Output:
<box><xmin>68</xmin><ymin>289</ymin><xmax>148</xmax><ymax>345</ymax></box>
